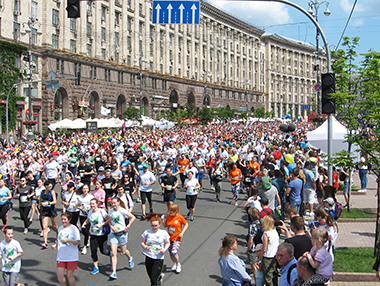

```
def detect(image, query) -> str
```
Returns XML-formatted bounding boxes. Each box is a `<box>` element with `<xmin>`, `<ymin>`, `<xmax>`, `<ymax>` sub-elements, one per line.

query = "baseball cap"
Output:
<box><xmin>143</xmin><ymin>163</ymin><xmax>149</xmax><ymax>168</ymax></box>
<box><xmin>48</xmin><ymin>154</ymin><xmax>53</xmax><ymax>158</ymax></box>
<box><xmin>259</xmin><ymin>197</ymin><xmax>269</xmax><ymax>206</ymax></box>
<box><xmin>323</xmin><ymin>197</ymin><xmax>335</xmax><ymax>206</ymax></box>
<box><xmin>98</xmin><ymin>166</ymin><xmax>105</xmax><ymax>171</ymax></box>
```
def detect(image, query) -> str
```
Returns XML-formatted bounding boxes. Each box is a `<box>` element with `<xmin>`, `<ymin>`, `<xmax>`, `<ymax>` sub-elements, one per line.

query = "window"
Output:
<box><xmin>52</xmin><ymin>9</ymin><xmax>59</xmax><ymax>26</ymax></box>
<box><xmin>139</xmin><ymin>40</ymin><xmax>142</xmax><ymax>52</ymax></box>
<box><xmin>149</xmin><ymin>8</ymin><xmax>152</xmax><ymax>21</ymax></box>
<box><xmin>149</xmin><ymin>43</ymin><xmax>153</xmax><ymax>56</ymax></box>
<box><xmin>87</xmin><ymin>1</ymin><xmax>91</xmax><ymax>12</ymax></box>
<box><xmin>115</xmin><ymin>12</ymin><xmax>120</xmax><ymax>26</ymax></box>
<box><xmin>127</xmin><ymin>0</ymin><xmax>131</xmax><ymax>8</ymax></box>
<box><xmin>54</xmin><ymin>90</ymin><xmax>63</xmax><ymax>122</ymax></box>
<box><xmin>31</xmin><ymin>28</ymin><xmax>37</xmax><ymax>45</ymax></box>
<box><xmin>14</xmin><ymin>0</ymin><xmax>20</xmax><ymax>12</ymax></box>
<box><xmin>89</xmin><ymin>66</ymin><xmax>93</xmax><ymax>78</ymax></box>
<box><xmin>61</xmin><ymin>60</ymin><xmax>64</xmax><ymax>74</ymax></box>
<box><xmin>15</xmin><ymin>54</ymin><xmax>21</xmax><ymax>68</ymax></box>
<box><xmin>13</xmin><ymin>22</ymin><xmax>20</xmax><ymax>41</ymax></box>
<box><xmin>70</xmin><ymin>19</ymin><xmax>76</xmax><ymax>31</ymax></box>
<box><xmin>101</xmin><ymin>27</ymin><xmax>106</xmax><ymax>42</ymax></box>
<box><xmin>93</xmin><ymin>66</ymin><xmax>97</xmax><ymax>78</ymax></box>
<box><xmin>31</xmin><ymin>2</ymin><xmax>37</xmax><ymax>18</ymax></box>
<box><xmin>52</xmin><ymin>34</ymin><xmax>59</xmax><ymax>49</ymax></box>
<box><xmin>126</xmin><ymin>56</ymin><xmax>131</xmax><ymax>65</ymax></box>
<box><xmin>127</xmin><ymin>17</ymin><xmax>132</xmax><ymax>30</ymax></box>
<box><xmin>139</xmin><ymin>22</ymin><xmax>143</xmax><ymax>34</ymax></box>
<box><xmin>86</xmin><ymin>22</ymin><xmax>91</xmax><ymax>36</ymax></box>
<box><xmin>127</xmin><ymin>36</ymin><xmax>131</xmax><ymax>50</ymax></box>
<box><xmin>86</xmin><ymin>44</ymin><xmax>91</xmax><ymax>57</ymax></box>
<box><xmin>150</xmin><ymin>62</ymin><xmax>153</xmax><ymax>71</ymax></box>
<box><xmin>114</xmin><ymin>32</ymin><xmax>119</xmax><ymax>45</ymax></box>
<box><xmin>101</xmin><ymin>49</ymin><xmax>106</xmax><ymax>60</ymax></box>
<box><xmin>139</xmin><ymin>3</ymin><xmax>143</xmax><ymax>15</ymax></box>
<box><xmin>70</xmin><ymin>39</ymin><xmax>76</xmax><ymax>53</ymax></box>
<box><xmin>104</xmin><ymin>69</ymin><xmax>108</xmax><ymax>81</ymax></box>
<box><xmin>101</xmin><ymin>6</ymin><xmax>107</xmax><ymax>21</ymax></box>
<box><xmin>74</xmin><ymin>63</ymin><xmax>77</xmax><ymax>76</ymax></box>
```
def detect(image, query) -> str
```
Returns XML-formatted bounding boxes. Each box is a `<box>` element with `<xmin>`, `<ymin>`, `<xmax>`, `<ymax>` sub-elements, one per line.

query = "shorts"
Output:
<box><xmin>32</xmin><ymin>199</ymin><xmax>38</xmax><ymax>205</ymax></box>
<box><xmin>40</xmin><ymin>207</ymin><xmax>57</xmax><ymax>218</ymax></box>
<box><xmin>141</xmin><ymin>192</ymin><xmax>152</xmax><ymax>204</ymax></box>
<box><xmin>163</xmin><ymin>191</ymin><xmax>175</xmax><ymax>202</ymax></box>
<box><xmin>169</xmin><ymin>240</ymin><xmax>181</xmax><ymax>257</ymax></box>
<box><xmin>196</xmin><ymin>172</ymin><xmax>204</xmax><ymax>180</ymax></box>
<box><xmin>248</xmin><ymin>250</ymin><xmax>258</xmax><ymax>264</ymax></box>
<box><xmin>303</xmin><ymin>188</ymin><xmax>315</xmax><ymax>204</ymax></box>
<box><xmin>316</xmin><ymin>190</ymin><xmax>323</xmax><ymax>199</ymax></box>
<box><xmin>343</xmin><ymin>181</ymin><xmax>349</xmax><ymax>195</ymax></box>
<box><xmin>109</xmin><ymin>231</ymin><xmax>128</xmax><ymax>246</ymax></box>
<box><xmin>186</xmin><ymin>194</ymin><xmax>197</xmax><ymax>210</ymax></box>
<box><xmin>57</xmin><ymin>261</ymin><xmax>78</xmax><ymax>270</ymax></box>
<box><xmin>3</xmin><ymin>272</ymin><xmax>19</xmax><ymax>286</ymax></box>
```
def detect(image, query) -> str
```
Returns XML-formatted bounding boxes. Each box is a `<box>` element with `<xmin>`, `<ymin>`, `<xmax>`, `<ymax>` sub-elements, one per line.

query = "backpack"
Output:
<box><xmin>334</xmin><ymin>201</ymin><xmax>343</xmax><ymax>220</ymax></box>
<box><xmin>287</xmin><ymin>264</ymin><xmax>297</xmax><ymax>285</ymax></box>
<box><xmin>253</xmin><ymin>225</ymin><xmax>264</xmax><ymax>246</ymax></box>
<box><xmin>339</xmin><ymin>173</ymin><xmax>347</xmax><ymax>182</ymax></box>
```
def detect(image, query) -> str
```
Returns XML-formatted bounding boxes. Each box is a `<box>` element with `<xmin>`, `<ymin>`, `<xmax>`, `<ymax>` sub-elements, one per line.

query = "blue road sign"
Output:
<box><xmin>153</xmin><ymin>1</ymin><xmax>200</xmax><ymax>24</ymax></box>
<box><xmin>301</xmin><ymin>105</ymin><xmax>310</xmax><ymax>110</ymax></box>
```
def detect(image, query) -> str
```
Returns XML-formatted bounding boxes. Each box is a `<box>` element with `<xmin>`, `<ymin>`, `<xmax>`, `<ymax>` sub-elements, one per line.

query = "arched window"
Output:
<box><xmin>54</xmin><ymin>90</ymin><xmax>63</xmax><ymax>121</ymax></box>
<box><xmin>169</xmin><ymin>90</ymin><xmax>178</xmax><ymax>103</ymax></box>
<box><xmin>203</xmin><ymin>95</ymin><xmax>210</xmax><ymax>106</ymax></box>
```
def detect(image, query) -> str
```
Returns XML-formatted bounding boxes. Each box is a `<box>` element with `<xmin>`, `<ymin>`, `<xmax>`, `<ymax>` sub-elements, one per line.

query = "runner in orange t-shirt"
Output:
<box><xmin>161</xmin><ymin>204</ymin><xmax>188</xmax><ymax>274</ymax></box>
<box><xmin>249</xmin><ymin>157</ymin><xmax>260</xmax><ymax>186</ymax></box>
<box><xmin>177</xmin><ymin>153</ymin><xmax>189</xmax><ymax>187</ymax></box>
<box><xmin>229</xmin><ymin>163</ymin><xmax>242</xmax><ymax>206</ymax></box>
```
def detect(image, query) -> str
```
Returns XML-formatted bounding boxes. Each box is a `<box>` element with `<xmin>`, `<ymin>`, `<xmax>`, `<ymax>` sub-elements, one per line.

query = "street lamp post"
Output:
<box><xmin>134</xmin><ymin>52</ymin><xmax>148</xmax><ymax>116</ymax></box>
<box><xmin>20</xmin><ymin>17</ymin><xmax>42</xmax><ymax>140</ymax></box>
<box><xmin>307</xmin><ymin>0</ymin><xmax>331</xmax><ymax>115</ymax></box>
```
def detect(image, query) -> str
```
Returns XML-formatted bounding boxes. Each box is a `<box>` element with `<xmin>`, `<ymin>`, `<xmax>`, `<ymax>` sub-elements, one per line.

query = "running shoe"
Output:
<box><xmin>173</xmin><ymin>198</ymin><xmax>177</xmax><ymax>202</ymax></box>
<box><xmin>41</xmin><ymin>243</ymin><xmax>48</xmax><ymax>249</ymax></box>
<box><xmin>23</xmin><ymin>229</ymin><xmax>28</xmax><ymax>235</ymax></box>
<box><xmin>190</xmin><ymin>217</ymin><xmax>194</xmax><ymax>222</ymax></box>
<box><xmin>91</xmin><ymin>267</ymin><xmax>99</xmax><ymax>275</ymax></box>
<box><xmin>109</xmin><ymin>272</ymin><xmax>117</xmax><ymax>280</ymax></box>
<box><xmin>1</xmin><ymin>225</ymin><xmax>6</xmax><ymax>231</ymax></box>
<box><xmin>81</xmin><ymin>247</ymin><xmax>87</xmax><ymax>255</ymax></box>
<box><xmin>187</xmin><ymin>211</ymin><xmax>191</xmax><ymax>217</ymax></box>
<box><xmin>176</xmin><ymin>263</ymin><xmax>182</xmax><ymax>274</ymax></box>
<box><xmin>150</xmin><ymin>208</ymin><xmax>154</xmax><ymax>213</ymax></box>
<box><xmin>141</xmin><ymin>214</ymin><xmax>146</xmax><ymax>219</ymax></box>
<box><xmin>171</xmin><ymin>264</ymin><xmax>177</xmax><ymax>271</ymax></box>
<box><xmin>47</xmin><ymin>227</ymin><xmax>51</xmax><ymax>233</ymax></box>
<box><xmin>235</xmin><ymin>201</ymin><xmax>238</xmax><ymax>206</ymax></box>
<box><xmin>157</xmin><ymin>273</ymin><xmax>165</xmax><ymax>285</ymax></box>
<box><xmin>129</xmin><ymin>257</ymin><xmax>134</xmax><ymax>269</ymax></box>
<box><xmin>136</xmin><ymin>197</ymin><xmax>141</xmax><ymax>203</ymax></box>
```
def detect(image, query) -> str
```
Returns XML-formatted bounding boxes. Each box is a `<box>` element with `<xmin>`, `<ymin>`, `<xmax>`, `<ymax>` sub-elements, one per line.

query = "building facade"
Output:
<box><xmin>1</xmin><ymin>0</ymin><xmax>325</xmax><ymax>135</ymax></box>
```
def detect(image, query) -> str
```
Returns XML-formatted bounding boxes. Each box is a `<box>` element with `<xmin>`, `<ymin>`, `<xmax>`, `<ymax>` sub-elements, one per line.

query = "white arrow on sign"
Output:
<box><xmin>191</xmin><ymin>4</ymin><xmax>197</xmax><ymax>24</ymax></box>
<box><xmin>179</xmin><ymin>3</ymin><xmax>185</xmax><ymax>24</ymax></box>
<box><xmin>167</xmin><ymin>3</ymin><xmax>173</xmax><ymax>24</ymax></box>
<box><xmin>155</xmin><ymin>3</ymin><xmax>161</xmax><ymax>23</ymax></box>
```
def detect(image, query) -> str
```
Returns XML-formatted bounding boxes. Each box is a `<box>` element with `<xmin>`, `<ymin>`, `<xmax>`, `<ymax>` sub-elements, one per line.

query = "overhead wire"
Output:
<box><xmin>335</xmin><ymin>0</ymin><xmax>358</xmax><ymax>51</ymax></box>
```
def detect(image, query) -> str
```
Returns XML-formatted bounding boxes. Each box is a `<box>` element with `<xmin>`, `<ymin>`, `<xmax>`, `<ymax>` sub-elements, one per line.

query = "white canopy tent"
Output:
<box><xmin>307</xmin><ymin>117</ymin><xmax>360</xmax><ymax>159</ymax></box>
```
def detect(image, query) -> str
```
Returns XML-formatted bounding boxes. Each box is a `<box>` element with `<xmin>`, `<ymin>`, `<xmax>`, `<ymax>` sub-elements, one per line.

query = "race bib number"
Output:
<box><xmin>245</xmin><ymin>178</ymin><xmax>251</xmax><ymax>182</ymax></box>
<box><xmin>69</xmin><ymin>203</ymin><xmax>76</xmax><ymax>209</ymax></box>
<box><xmin>166</xmin><ymin>186</ymin><xmax>172</xmax><ymax>191</ymax></box>
<box><xmin>20</xmin><ymin>196</ymin><xmax>28</xmax><ymax>203</ymax></box>
<box><xmin>168</xmin><ymin>227</ymin><xmax>175</xmax><ymax>235</ymax></box>
<box><xmin>91</xmin><ymin>226</ymin><xmax>100</xmax><ymax>234</ymax></box>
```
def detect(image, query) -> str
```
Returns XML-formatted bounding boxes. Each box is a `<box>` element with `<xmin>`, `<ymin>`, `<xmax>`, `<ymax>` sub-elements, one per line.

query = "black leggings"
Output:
<box><xmin>179</xmin><ymin>173</ymin><xmax>186</xmax><ymax>186</ymax></box>
<box><xmin>79</xmin><ymin>216</ymin><xmax>90</xmax><ymax>246</ymax></box>
<box><xmin>186</xmin><ymin>195</ymin><xmax>197</xmax><ymax>210</ymax></box>
<box><xmin>0</xmin><ymin>204</ymin><xmax>9</xmax><ymax>225</ymax></box>
<box><xmin>145</xmin><ymin>256</ymin><xmax>164</xmax><ymax>286</ymax></box>
<box><xmin>19</xmin><ymin>206</ymin><xmax>31</xmax><ymax>228</ymax></box>
<box><xmin>141</xmin><ymin>192</ymin><xmax>152</xmax><ymax>204</ymax></box>
<box><xmin>90</xmin><ymin>234</ymin><xmax>109</xmax><ymax>262</ymax></box>
<box><xmin>68</xmin><ymin>211</ymin><xmax>80</xmax><ymax>226</ymax></box>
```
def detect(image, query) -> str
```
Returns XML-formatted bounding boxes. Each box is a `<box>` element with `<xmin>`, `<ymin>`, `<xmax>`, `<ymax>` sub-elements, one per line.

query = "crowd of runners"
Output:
<box><xmin>0</xmin><ymin>120</ymin><xmax>373</xmax><ymax>286</ymax></box>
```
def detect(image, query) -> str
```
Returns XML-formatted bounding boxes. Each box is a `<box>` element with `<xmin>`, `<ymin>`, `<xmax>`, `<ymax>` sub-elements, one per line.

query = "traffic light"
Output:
<box><xmin>66</xmin><ymin>0</ymin><xmax>80</xmax><ymax>18</ymax></box>
<box><xmin>1</xmin><ymin>115</ymin><xmax>6</xmax><ymax>125</ymax></box>
<box><xmin>321</xmin><ymin>73</ymin><xmax>335</xmax><ymax>114</ymax></box>
<box><xmin>75</xmin><ymin>71</ymin><xmax>81</xmax><ymax>85</ymax></box>
<box><xmin>7</xmin><ymin>108</ymin><xmax>11</xmax><ymax>121</ymax></box>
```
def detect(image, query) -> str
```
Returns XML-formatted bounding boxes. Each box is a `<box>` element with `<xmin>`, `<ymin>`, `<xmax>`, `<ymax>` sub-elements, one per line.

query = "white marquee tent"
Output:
<box><xmin>307</xmin><ymin>117</ymin><xmax>360</xmax><ymax>158</ymax></box>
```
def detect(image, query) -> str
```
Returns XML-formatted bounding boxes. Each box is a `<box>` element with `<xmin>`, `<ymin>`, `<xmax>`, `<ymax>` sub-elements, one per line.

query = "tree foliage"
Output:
<box><xmin>214</xmin><ymin>107</ymin><xmax>235</xmax><ymax>120</ymax></box>
<box><xmin>255</xmin><ymin>106</ymin><xmax>266</xmax><ymax>118</ymax></box>
<box><xmin>123</xmin><ymin>106</ymin><xmax>140</xmax><ymax>120</ymax></box>
<box><xmin>197</xmin><ymin>107</ymin><xmax>215</xmax><ymax>125</ymax></box>
<box><xmin>0</xmin><ymin>40</ymin><xmax>27</xmax><ymax>132</ymax></box>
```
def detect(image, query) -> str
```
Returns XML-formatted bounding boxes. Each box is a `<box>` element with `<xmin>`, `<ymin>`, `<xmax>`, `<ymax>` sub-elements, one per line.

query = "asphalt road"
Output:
<box><xmin>11</xmin><ymin>177</ymin><xmax>252</xmax><ymax>286</ymax></box>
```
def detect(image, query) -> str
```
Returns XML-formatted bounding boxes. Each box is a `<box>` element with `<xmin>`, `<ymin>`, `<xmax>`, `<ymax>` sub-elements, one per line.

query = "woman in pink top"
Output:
<box><xmin>93</xmin><ymin>180</ymin><xmax>106</xmax><ymax>208</ymax></box>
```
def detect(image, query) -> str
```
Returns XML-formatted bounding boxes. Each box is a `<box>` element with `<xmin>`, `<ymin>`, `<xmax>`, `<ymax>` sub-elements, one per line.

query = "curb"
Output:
<box><xmin>338</xmin><ymin>218</ymin><xmax>376</xmax><ymax>222</ymax></box>
<box><xmin>333</xmin><ymin>272</ymin><xmax>378</xmax><ymax>282</ymax></box>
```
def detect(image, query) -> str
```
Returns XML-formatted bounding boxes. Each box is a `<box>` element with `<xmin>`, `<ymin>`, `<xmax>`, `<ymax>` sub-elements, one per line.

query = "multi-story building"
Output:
<box><xmin>1</xmin><ymin>0</ymin><xmax>325</xmax><ymax>135</ymax></box>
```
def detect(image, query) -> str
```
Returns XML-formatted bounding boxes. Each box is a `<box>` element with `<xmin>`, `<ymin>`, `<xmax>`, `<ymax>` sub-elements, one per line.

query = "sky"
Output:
<box><xmin>208</xmin><ymin>0</ymin><xmax>380</xmax><ymax>64</ymax></box>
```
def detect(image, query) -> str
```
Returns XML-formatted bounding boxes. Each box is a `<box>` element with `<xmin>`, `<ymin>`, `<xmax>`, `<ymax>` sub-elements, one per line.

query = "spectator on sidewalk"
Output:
<box><xmin>293</xmin><ymin>256</ymin><xmax>326</xmax><ymax>286</ymax></box>
<box><xmin>284</xmin><ymin>216</ymin><xmax>312</xmax><ymax>260</ymax></box>
<box><xmin>276</xmin><ymin>242</ymin><xmax>298</xmax><ymax>286</ymax></box>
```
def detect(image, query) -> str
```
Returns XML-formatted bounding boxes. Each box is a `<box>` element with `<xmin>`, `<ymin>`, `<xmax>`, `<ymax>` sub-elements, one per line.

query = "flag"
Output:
<box><xmin>121</xmin><ymin>121</ymin><xmax>126</xmax><ymax>137</ymax></box>
<box><xmin>101</xmin><ymin>106</ymin><xmax>111</xmax><ymax>116</ymax></box>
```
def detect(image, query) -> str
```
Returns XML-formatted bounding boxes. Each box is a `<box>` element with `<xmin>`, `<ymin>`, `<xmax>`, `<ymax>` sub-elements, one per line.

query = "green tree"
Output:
<box><xmin>156</xmin><ymin>109</ymin><xmax>172</xmax><ymax>121</ymax></box>
<box><xmin>239</xmin><ymin>111</ymin><xmax>248</xmax><ymax>120</ymax></box>
<box><xmin>214</xmin><ymin>107</ymin><xmax>234</xmax><ymax>120</ymax></box>
<box><xmin>255</xmin><ymin>106</ymin><xmax>266</xmax><ymax>118</ymax></box>
<box><xmin>330</xmin><ymin>45</ymin><xmax>380</xmax><ymax>255</ymax></box>
<box><xmin>123</xmin><ymin>106</ymin><xmax>141</xmax><ymax>120</ymax></box>
<box><xmin>186</xmin><ymin>103</ymin><xmax>198</xmax><ymax>119</ymax></box>
<box><xmin>0</xmin><ymin>41</ymin><xmax>27</xmax><ymax>132</ymax></box>
<box><xmin>197</xmin><ymin>107</ymin><xmax>215</xmax><ymax>125</ymax></box>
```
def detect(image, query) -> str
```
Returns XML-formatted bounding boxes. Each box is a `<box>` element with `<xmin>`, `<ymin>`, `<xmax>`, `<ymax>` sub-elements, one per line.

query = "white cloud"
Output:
<box><xmin>351</xmin><ymin>19</ymin><xmax>364</xmax><ymax>26</ymax></box>
<box><xmin>208</xmin><ymin>1</ymin><xmax>292</xmax><ymax>28</ymax></box>
<box><xmin>340</xmin><ymin>0</ymin><xmax>380</xmax><ymax>13</ymax></box>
